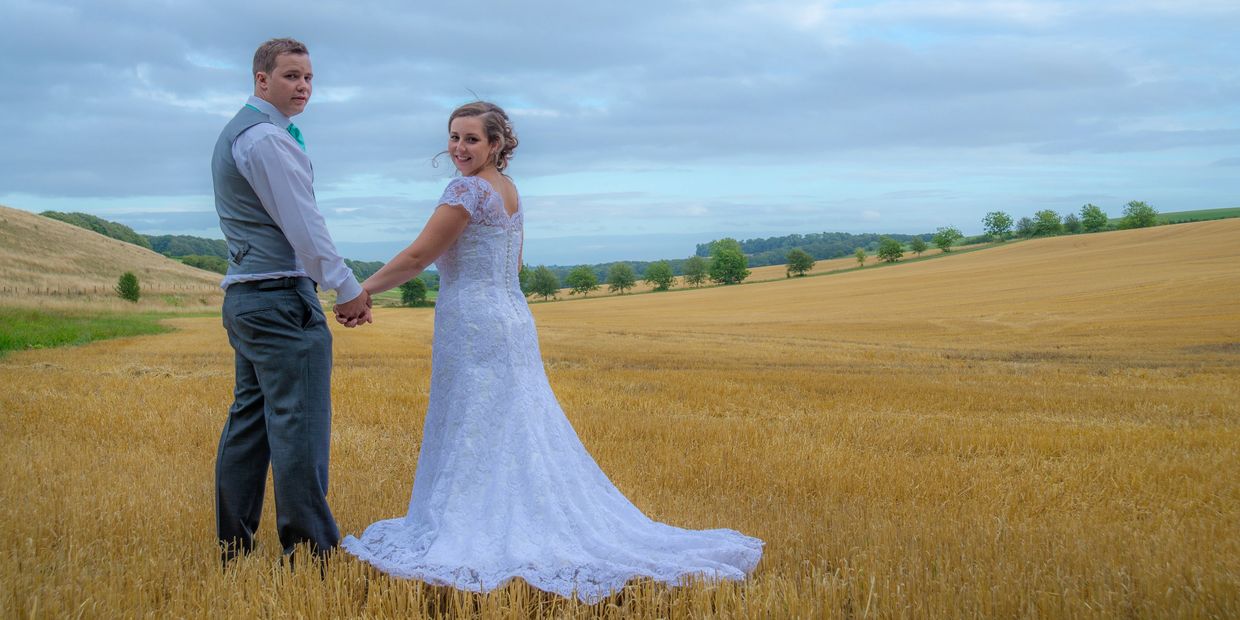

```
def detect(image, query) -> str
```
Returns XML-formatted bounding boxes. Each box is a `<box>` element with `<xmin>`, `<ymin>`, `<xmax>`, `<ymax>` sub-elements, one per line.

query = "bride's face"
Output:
<box><xmin>448</xmin><ymin>116</ymin><xmax>496</xmax><ymax>176</ymax></box>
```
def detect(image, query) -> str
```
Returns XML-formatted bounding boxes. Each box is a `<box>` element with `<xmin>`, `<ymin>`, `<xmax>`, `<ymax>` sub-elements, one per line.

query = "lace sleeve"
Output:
<box><xmin>437</xmin><ymin>177</ymin><xmax>488</xmax><ymax>220</ymax></box>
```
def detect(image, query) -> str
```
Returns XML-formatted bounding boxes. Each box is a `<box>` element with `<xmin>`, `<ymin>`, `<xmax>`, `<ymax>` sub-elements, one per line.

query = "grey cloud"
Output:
<box><xmin>1031</xmin><ymin>194</ymin><xmax>1121</xmax><ymax>205</ymax></box>
<box><xmin>879</xmin><ymin>189</ymin><xmax>958</xmax><ymax>200</ymax></box>
<box><xmin>1033</xmin><ymin>128</ymin><xmax>1240</xmax><ymax>155</ymax></box>
<box><xmin>1</xmin><ymin>0</ymin><xmax>1237</xmax><ymax>256</ymax></box>
<box><xmin>110</xmin><ymin>210</ymin><xmax>221</xmax><ymax>232</ymax></box>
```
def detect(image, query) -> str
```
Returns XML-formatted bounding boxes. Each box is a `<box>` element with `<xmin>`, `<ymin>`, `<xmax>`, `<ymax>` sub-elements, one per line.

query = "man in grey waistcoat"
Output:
<box><xmin>211</xmin><ymin>37</ymin><xmax>371</xmax><ymax>563</ymax></box>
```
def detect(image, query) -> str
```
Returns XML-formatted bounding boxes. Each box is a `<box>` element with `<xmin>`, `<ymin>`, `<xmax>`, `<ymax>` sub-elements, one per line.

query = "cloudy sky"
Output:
<box><xmin>1</xmin><ymin>1</ymin><xmax>1237</xmax><ymax>264</ymax></box>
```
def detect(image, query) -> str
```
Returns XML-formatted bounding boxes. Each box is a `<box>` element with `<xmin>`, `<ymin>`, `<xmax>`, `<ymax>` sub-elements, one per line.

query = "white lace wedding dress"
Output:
<box><xmin>341</xmin><ymin>176</ymin><xmax>763</xmax><ymax>602</ymax></box>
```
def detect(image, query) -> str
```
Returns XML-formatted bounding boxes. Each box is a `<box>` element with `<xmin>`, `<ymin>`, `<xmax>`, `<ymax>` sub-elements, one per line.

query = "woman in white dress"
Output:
<box><xmin>340</xmin><ymin>102</ymin><xmax>762</xmax><ymax>602</ymax></box>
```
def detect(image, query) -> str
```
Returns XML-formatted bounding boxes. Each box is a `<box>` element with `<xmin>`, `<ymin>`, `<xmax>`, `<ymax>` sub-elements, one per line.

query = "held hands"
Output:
<box><xmin>333</xmin><ymin>290</ymin><xmax>373</xmax><ymax>328</ymax></box>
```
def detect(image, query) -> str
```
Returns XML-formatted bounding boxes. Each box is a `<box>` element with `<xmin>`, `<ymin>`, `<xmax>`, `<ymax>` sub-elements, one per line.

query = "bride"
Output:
<box><xmin>339</xmin><ymin>102</ymin><xmax>762</xmax><ymax>602</ymax></box>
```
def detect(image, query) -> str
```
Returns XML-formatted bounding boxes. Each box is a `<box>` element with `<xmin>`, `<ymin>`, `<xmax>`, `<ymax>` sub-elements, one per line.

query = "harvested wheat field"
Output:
<box><xmin>2</xmin><ymin>220</ymin><xmax>1238</xmax><ymax>618</ymax></box>
<box><xmin>0</xmin><ymin>205</ymin><xmax>222</xmax><ymax>312</ymax></box>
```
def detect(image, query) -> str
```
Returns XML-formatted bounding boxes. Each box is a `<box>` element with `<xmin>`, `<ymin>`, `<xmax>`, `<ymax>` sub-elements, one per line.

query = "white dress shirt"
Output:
<box><xmin>220</xmin><ymin>96</ymin><xmax>363</xmax><ymax>304</ymax></box>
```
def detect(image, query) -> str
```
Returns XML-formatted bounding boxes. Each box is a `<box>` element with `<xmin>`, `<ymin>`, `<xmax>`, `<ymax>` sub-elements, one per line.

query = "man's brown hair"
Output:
<box><xmin>252</xmin><ymin>38</ymin><xmax>309</xmax><ymax>78</ymax></box>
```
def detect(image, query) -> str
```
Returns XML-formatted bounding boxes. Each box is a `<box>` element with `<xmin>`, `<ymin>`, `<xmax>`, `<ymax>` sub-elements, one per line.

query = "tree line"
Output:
<box><xmin>694</xmin><ymin>231</ymin><xmax>931</xmax><ymax>267</ymax></box>
<box><xmin>980</xmin><ymin>201</ymin><xmax>1158</xmax><ymax>240</ymax></box>
<box><xmin>518</xmin><ymin>238</ymin><xmax>754</xmax><ymax>301</ymax></box>
<box><xmin>42</xmin><ymin>200</ymin><xmax>1178</xmax><ymax>305</ymax></box>
<box><xmin>42</xmin><ymin>211</ymin><xmax>152</xmax><ymax>249</ymax></box>
<box><xmin>528</xmin><ymin>202</ymin><xmax>1168</xmax><ymax>281</ymax></box>
<box><xmin>839</xmin><ymin>201</ymin><xmax>1162</xmax><ymax>267</ymax></box>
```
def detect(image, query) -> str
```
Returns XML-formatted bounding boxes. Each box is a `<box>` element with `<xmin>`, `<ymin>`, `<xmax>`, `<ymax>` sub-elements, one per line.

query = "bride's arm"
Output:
<box><xmin>362</xmin><ymin>207</ymin><xmax>471</xmax><ymax>296</ymax></box>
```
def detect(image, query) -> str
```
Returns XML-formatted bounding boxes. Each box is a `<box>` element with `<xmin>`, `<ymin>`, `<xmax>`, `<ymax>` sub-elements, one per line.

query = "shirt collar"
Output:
<box><xmin>246</xmin><ymin>95</ymin><xmax>292</xmax><ymax>127</ymax></box>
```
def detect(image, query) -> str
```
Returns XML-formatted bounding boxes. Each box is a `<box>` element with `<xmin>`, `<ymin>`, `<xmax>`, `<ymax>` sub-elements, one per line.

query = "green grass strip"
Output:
<box><xmin>1155</xmin><ymin>207</ymin><xmax>1240</xmax><ymax>224</ymax></box>
<box><xmin>0</xmin><ymin>308</ymin><xmax>173</xmax><ymax>356</ymax></box>
<box><xmin>371</xmin><ymin>288</ymin><xmax>438</xmax><ymax>306</ymax></box>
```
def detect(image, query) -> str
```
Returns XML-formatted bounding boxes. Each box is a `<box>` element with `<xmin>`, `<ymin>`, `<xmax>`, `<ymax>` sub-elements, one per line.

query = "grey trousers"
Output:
<box><xmin>216</xmin><ymin>277</ymin><xmax>339</xmax><ymax>561</ymax></box>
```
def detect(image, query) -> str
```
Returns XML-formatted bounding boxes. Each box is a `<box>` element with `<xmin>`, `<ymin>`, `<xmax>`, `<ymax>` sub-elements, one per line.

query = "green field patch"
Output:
<box><xmin>0</xmin><ymin>308</ymin><xmax>173</xmax><ymax>356</ymax></box>
<box><xmin>1156</xmin><ymin>207</ymin><xmax>1240</xmax><ymax>224</ymax></box>
<box><xmin>372</xmin><ymin>288</ymin><xmax>438</xmax><ymax>307</ymax></box>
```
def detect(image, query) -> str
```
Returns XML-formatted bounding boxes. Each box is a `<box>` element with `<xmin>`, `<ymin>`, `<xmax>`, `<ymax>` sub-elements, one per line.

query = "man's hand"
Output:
<box><xmin>333</xmin><ymin>290</ymin><xmax>373</xmax><ymax>328</ymax></box>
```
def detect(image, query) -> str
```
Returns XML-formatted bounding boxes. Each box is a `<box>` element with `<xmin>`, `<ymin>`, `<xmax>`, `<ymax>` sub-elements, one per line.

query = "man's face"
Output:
<box><xmin>255</xmin><ymin>53</ymin><xmax>312</xmax><ymax>117</ymax></box>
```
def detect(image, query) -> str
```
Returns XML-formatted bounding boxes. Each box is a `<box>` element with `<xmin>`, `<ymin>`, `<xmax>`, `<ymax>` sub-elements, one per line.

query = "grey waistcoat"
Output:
<box><xmin>212</xmin><ymin>105</ymin><xmax>298</xmax><ymax>276</ymax></box>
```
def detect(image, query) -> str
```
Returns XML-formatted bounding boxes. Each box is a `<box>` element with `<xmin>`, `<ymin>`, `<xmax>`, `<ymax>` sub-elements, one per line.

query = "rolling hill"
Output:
<box><xmin>530</xmin><ymin>218</ymin><xmax>1240</xmax><ymax>358</ymax></box>
<box><xmin>0</xmin><ymin>204</ymin><xmax>223</xmax><ymax>311</ymax></box>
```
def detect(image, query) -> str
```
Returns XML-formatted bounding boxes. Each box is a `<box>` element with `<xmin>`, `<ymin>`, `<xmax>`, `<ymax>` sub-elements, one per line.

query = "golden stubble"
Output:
<box><xmin>2</xmin><ymin>220</ymin><xmax>1238</xmax><ymax>618</ymax></box>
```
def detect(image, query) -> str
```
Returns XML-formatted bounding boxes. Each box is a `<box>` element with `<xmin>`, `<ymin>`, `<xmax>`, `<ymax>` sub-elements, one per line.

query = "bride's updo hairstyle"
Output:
<box><xmin>449</xmin><ymin>101</ymin><xmax>519</xmax><ymax>172</ymax></box>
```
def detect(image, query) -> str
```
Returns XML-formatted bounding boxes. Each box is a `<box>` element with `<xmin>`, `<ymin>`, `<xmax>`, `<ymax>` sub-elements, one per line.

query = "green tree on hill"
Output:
<box><xmin>147</xmin><ymin>234</ymin><xmax>228</xmax><ymax>258</ymax></box>
<box><xmin>1033</xmin><ymin>210</ymin><xmax>1063</xmax><ymax>236</ymax></box>
<box><xmin>399</xmin><ymin>278</ymin><xmax>428</xmax><ymax>306</ymax></box>
<box><xmin>708</xmin><ymin>238</ymin><xmax>750</xmax><ymax>284</ymax></box>
<box><xmin>785</xmin><ymin>248</ymin><xmax>814</xmax><ymax>277</ymax></box>
<box><xmin>1120</xmin><ymin>201</ymin><xmax>1158</xmax><ymax>229</ymax></box>
<box><xmin>854</xmin><ymin>247</ymin><xmax>866</xmax><ymax>267</ymax></box>
<box><xmin>606</xmin><ymin>262</ymin><xmax>637</xmax><ymax>294</ymax></box>
<box><xmin>115</xmin><ymin>272</ymin><xmax>140</xmax><ymax>302</ymax></box>
<box><xmin>682</xmin><ymin>256</ymin><xmax>708</xmax><ymax>287</ymax></box>
<box><xmin>909</xmin><ymin>237</ymin><xmax>928</xmax><ymax>256</ymax></box>
<box><xmin>345</xmin><ymin>259</ymin><xmax>385</xmax><ymax>281</ymax></box>
<box><xmin>1063</xmin><ymin>213</ymin><xmax>1082</xmax><ymax>233</ymax></box>
<box><xmin>932</xmin><ymin>226</ymin><xmax>963</xmax><ymax>252</ymax></box>
<box><xmin>518</xmin><ymin>264</ymin><xmax>533</xmax><ymax>295</ymax></box>
<box><xmin>710</xmin><ymin>238</ymin><xmax>743</xmax><ymax>254</ymax></box>
<box><xmin>982</xmin><ymin>211</ymin><xmax>1014</xmax><ymax>241</ymax></box>
<box><xmin>1016</xmin><ymin>217</ymin><xmax>1036</xmax><ymax>237</ymax></box>
<box><xmin>1080</xmin><ymin>204</ymin><xmax>1109</xmax><ymax>232</ymax></box>
<box><xmin>42</xmin><ymin>211</ymin><xmax>151</xmax><ymax>249</ymax></box>
<box><xmin>529</xmin><ymin>266</ymin><xmax>559</xmax><ymax>301</ymax></box>
<box><xmin>566</xmin><ymin>265</ymin><xmax>600</xmax><ymax>296</ymax></box>
<box><xmin>695</xmin><ymin>231</ymin><xmax>930</xmax><ymax>268</ymax></box>
<box><xmin>181</xmin><ymin>254</ymin><xmax>228</xmax><ymax>274</ymax></box>
<box><xmin>877</xmin><ymin>237</ymin><xmax>904</xmax><ymax>263</ymax></box>
<box><xmin>643</xmin><ymin>261</ymin><xmax>675</xmax><ymax>291</ymax></box>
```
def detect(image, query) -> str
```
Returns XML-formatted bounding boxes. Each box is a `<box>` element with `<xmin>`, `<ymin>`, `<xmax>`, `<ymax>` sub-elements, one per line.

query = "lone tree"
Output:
<box><xmin>877</xmin><ymin>237</ymin><xmax>904</xmax><ymax>263</ymax></box>
<box><xmin>785</xmin><ymin>248</ymin><xmax>814</xmax><ymax>277</ymax></box>
<box><xmin>399</xmin><ymin>278</ymin><xmax>428</xmax><ymax>306</ymax></box>
<box><xmin>529</xmin><ymin>265</ymin><xmax>559</xmax><ymax>301</ymax></box>
<box><xmin>115</xmin><ymin>271</ymin><xmax>140</xmax><ymax>302</ymax></box>
<box><xmin>682</xmin><ymin>255</ymin><xmax>708</xmax><ymax>287</ymax></box>
<box><xmin>566</xmin><ymin>265</ymin><xmax>600</xmax><ymax>296</ymax></box>
<box><xmin>643</xmin><ymin>260</ymin><xmax>675</xmax><ymax>291</ymax></box>
<box><xmin>1080</xmin><ymin>204</ymin><xmax>1108</xmax><ymax>232</ymax></box>
<box><xmin>932</xmin><ymin>226</ymin><xmax>963</xmax><ymax>252</ymax></box>
<box><xmin>854</xmin><ymin>247</ymin><xmax>866</xmax><ymax>267</ymax></box>
<box><xmin>606</xmin><ymin>262</ymin><xmax>636</xmax><ymax>294</ymax></box>
<box><xmin>518</xmin><ymin>264</ymin><xmax>532</xmax><ymax>295</ymax></box>
<box><xmin>708</xmin><ymin>238</ymin><xmax>750</xmax><ymax>284</ymax></box>
<box><xmin>1032</xmin><ymin>209</ymin><xmax>1063</xmax><ymax>236</ymax></box>
<box><xmin>982</xmin><ymin>211</ymin><xmax>1014</xmax><ymax>241</ymax></box>
<box><xmin>1120</xmin><ymin>200</ymin><xmax>1158</xmax><ymax>229</ymax></box>
<box><xmin>1063</xmin><ymin>213</ymin><xmax>1082</xmax><ymax>233</ymax></box>
<box><xmin>909</xmin><ymin>237</ymin><xmax>928</xmax><ymax>256</ymax></box>
<box><xmin>1016</xmin><ymin>216</ymin><xmax>1036</xmax><ymax>237</ymax></box>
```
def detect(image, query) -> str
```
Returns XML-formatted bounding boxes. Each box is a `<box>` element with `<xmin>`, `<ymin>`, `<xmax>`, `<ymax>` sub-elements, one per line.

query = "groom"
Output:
<box><xmin>211</xmin><ymin>37</ymin><xmax>370</xmax><ymax>563</ymax></box>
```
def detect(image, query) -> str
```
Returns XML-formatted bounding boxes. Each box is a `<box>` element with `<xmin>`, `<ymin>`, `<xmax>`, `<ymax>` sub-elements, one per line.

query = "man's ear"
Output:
<box><xmin>254</xmin><ymin>72</ymin><xmax>268</xmax><ymax>92</ymax></box>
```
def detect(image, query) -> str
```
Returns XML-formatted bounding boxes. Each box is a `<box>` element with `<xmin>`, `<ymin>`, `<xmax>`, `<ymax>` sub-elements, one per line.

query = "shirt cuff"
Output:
<box><xmin>334</xmin><ymin>278</ymin><xmax>365</xmax><ymax>305</ymax></box>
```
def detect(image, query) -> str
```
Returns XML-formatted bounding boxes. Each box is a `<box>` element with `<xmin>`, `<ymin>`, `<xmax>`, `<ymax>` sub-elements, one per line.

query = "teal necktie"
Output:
<box><xmin>286</xmin><ymin>123</ymin><xmax>306</xmax><ymax>151</ymax></box>
<box><xmin>244</xmin><ymin>103</ymin><xmax>305</xmax><ymax>151</ymax></box>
